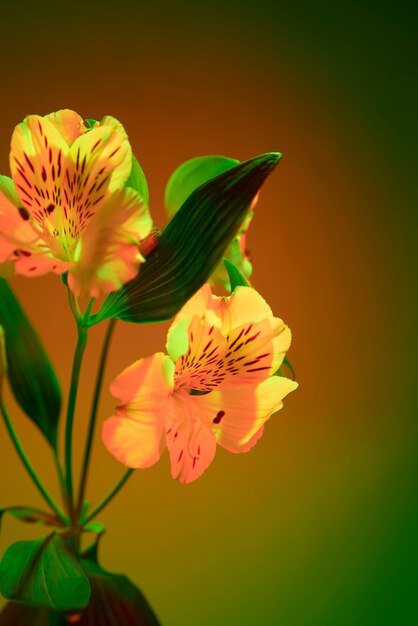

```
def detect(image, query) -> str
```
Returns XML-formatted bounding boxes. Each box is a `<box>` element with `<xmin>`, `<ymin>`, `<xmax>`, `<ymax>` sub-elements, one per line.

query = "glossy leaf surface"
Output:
<box><xmin>0</xmin><ymin>557</ymin><xmax>160</xmax><ymax>625</ymax></box>
<box><xmin>165</xmin><ymin>154</ymin><xmax>239</xmax><ymax>216</ymax></box>
<box><xmin>0</xmin><ymin>279</ymin><xmax>61</xmax><ymax>448</ymax></box>
<box><xmin>92</xmin><ymin>152</ymin><xmax>281</xmax><ymax>325</ymax></box>
<box><xmin>126</xmin><ymin>155</ymin><xmax>149</xmax><ymax>204</ymax></box>
<box><xmin>0</xmin><ymin>534</ymin><xmax>90</xmax><ymax>612</ymax></box>
<box><xmin>224</xmin><ymin>258</ymin><xmax>250</xmax><ymax>290</ymax></box>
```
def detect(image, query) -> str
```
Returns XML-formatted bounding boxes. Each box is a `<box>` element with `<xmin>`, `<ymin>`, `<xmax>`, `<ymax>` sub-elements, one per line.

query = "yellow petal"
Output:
<box><xmin>189</xmin><ymin>376</ymin><xmax>298</xmax><ymax>453</ymax></box>
<box><xmin>67</xmin><ymin>187</ymin><xmax>152</xmax><ymax>297</ymax></box>
<box><xmin>102</xmin><ymin>353</ymin><xmax>173</xmax><ymax>468</ymax></box>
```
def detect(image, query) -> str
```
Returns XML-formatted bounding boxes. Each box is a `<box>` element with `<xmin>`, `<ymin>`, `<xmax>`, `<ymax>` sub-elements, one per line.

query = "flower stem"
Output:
<box><xmin>53</xmin><ymin>447</ymin><xmax>68</xmax><ymax>510</ymax></box>
<box><xmin>0</xmin><ymin>402</ymin><xmax>70</xmax><ymax>525</ymax></box>
<box><xmin>81</xmin><ymin>469</ymin><xmax>134</xmax><ymax>525</ymax></box>
<box><xmin>77</xmin><ymin>318</ymin><xmax>116</xmax><ymax>516</ymax></box>
<box><xmin>65</xmin><ymin>321</ymin><xmax>88</xmax><ymax>518</ymax></box>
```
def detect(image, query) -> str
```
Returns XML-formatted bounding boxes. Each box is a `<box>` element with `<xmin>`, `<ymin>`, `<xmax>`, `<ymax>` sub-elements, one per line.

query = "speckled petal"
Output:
<box><xmin>67</xmin><ymin>187</ymin><xmax>152</xmax><ymax>297</ymax></box>
<box><xmin>165</xmin><ymin>390</ymin><xmax>217</xmax><ymax>484</ymax></box>
<box><xmin>190</xmin><ymin>376</ymin><xmax>298</xmax><ymax>453</ymax></box>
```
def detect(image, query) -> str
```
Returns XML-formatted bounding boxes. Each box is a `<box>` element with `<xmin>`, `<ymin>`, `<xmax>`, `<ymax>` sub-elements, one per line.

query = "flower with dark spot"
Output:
<box><xmin>102</xmin><ymin>284</ymin><xmax>297</xmax><ymax>484</ymax></box>
<box><xmin>0</xmin><ymin>110</ymin><xmax>152</xmax><ymax>296</ymax></box>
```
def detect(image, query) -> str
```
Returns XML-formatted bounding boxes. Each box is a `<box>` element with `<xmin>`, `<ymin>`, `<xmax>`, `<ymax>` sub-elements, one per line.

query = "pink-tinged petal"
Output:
<box><xmin>165</xmin><ymin>391</ymin><xmax>217</xmax><ymax>484</ymax></box>
<box><xmin>45</xmin><ymin>109</ymin><xmax>86</xmax><ymax>144</ymax></box>
<box><xmin>190</xmin><ymin>376</ymin><xmax>298</xmax><ymax>453</ymax></box>
<box><xmin>0</xmin><ymin>187</ymin><xmax>71</xmax><ymax>278</ymax></box>
<box><xmin>0</xmin><ymin>176</ymin><xmax>40</xmax><ymax>263</ymax></box>
<box><xmin>103</xmin><ymin>353</ymin><xmax>174</xmax><ymax>468</ymax></box>
<box><xmin>102</xmin><ymin>415</ymin><xmax>166</xmax><ymax>469</ymax></box>
<box><xmin>67</xmin><ymin>187</ymin><xmax>152</xmax><ymax>297</ymax></box>
<box><xmin>13</xmin><ymin>252</ymin><xmax>71</xmax><ymax>277</ymax></box>
<box><xmin>110</xmin><ymin>352</ymin><xmax>174</xmax><ymax>404</ymax></box>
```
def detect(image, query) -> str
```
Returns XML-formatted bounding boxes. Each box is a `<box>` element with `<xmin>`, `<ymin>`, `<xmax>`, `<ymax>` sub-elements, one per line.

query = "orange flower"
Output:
<box><xmin>103</xmin><ymin>284</ymin><xmax>297</xmax><ymax>484</ymax></box>
<box><xmin>0</xmin><ymin>110</ymin><xmax>152</xmax><ymax>296</ymax></box>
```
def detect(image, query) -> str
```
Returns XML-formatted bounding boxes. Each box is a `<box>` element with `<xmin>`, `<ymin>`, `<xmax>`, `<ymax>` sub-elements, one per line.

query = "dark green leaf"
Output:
<box><xmin>92</xmin><ymin>152</ymin><xmax>281</xmax><ymax>325</ymax></box>
<box><xmin>85</xmin><ymin>119</ymin><xmax>97</xmax><ymax>129</ymax></box>
<box><xmin>0</xmin><ymin>556</ymin><xmax>162</xmax><ymax>625</ymax></box>
<box><xmin>224</xmin><ymin>258</ymin><xmax>250</xmax><ymax>290</ymax></box>
<box><xmin>277</xmin><ymin>356</ymin><xmax>296</xmax><ymax>380</ymax></box>
<box><xmin>165</xmin><ymin>154</ymin><xmax>239</xmax><ymax>216</ymax></box>
<box><xmin>0</xmin><ymin>603</ymin><xmax>55</xmax><ymax>626</ymax></box>
<box><xmin>126</xmin><ymin>155</ymin><xmax>149</xmax><ymax>204</ymax></box>
<box><xmin>0</xmin><ymin>507</ymin><xmax>60</xmax><ymax>529</ymax></box>
<box><xmin>0</xmin><ymin>279</ymin><xmax>61</xmax><ymax>448</ymax></box>
<box><xmin>0</xmin><ymin>534</ymin><xmax>90</xmax><ymax>612</ymax></box>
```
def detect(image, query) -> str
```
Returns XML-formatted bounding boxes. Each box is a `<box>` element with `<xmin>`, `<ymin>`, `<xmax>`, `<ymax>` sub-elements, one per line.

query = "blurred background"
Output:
<box><xmin>0</xmin><ymin>1</ymin><xmax>416</xmax><ymax>624</ymax></box>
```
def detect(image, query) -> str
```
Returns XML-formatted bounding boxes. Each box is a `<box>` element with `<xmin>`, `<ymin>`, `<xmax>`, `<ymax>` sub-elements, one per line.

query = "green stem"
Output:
<box><xmin>77</xmin><ymin>318</ymin><xmax>116</xmax><ymax>515</ymax></box>
<box><xmin>53</xmin><ymin>448</ymin><xmax>68</xmax><ymax>510</ymax></box>
<box><xmin>82</xmin><ymin>469</ymin><xmax>134</xmax><ymax>525</ymax></box>
<box><xmin>65</xmin><ymin>322</ymin><xmax>88</xmax><ymax>517</ymax></box>
<box><xmin>1</xmin><ymin>402</ymin><xmax>70</xmax><ymax>525</ymax></box>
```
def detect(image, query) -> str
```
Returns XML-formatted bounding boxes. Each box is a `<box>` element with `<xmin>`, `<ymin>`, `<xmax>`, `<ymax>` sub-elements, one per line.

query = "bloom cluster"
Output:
<box><xmin>0</xmin><ymin>109</ymin><xmax>297</xmax><ymax>488</ymax></box>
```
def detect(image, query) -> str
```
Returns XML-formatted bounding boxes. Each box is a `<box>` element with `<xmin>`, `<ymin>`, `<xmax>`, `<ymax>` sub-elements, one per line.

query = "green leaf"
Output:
<box><xmin>126</xmin><ymin>154</ymin><xmax>149</xmax><ymax>204</ymax></box>
<box><xmin>0</xmin><ymin>534</ymin><xmax>90</xmax><ymax>612</ymax></box>
<box><xmin>0</xmin><ymin>603</ymin><xmax>54</xmax><ymax>625</ymax></box>
<box><xmin>84</xmin><ymin>119</ymin><xmax>97</xmax><ymax>129</ymax></box>
<box><xmin>165</xmin><ymin>154</ymin><xmax>239</xmax><ymax>217</ymax></box>
<box><xmin>0</xmin><ymin>279</ymin><xmax>61</xmax><ymax>449</ymax></box>
<box><xmin>0</xmin><ymin>176</ymin><xmax>20</xmax><ymax>206</ymax></box>
<box><xmin>0</xmin><ymin>552</ymin><xmax>162</xmax><ymax>625</ymax></box>
<box><xmin>224</xmin><ymin>258</ymin><xmax>250</xmax><ymax>290</ymax></box>
<box><xmin>92</xmin><ymin>152</ymin><xmax>281</xmax><ymax>325</ymax></box>
<box><xmin>77</xmin><ymin>557</ymin><xmax>161</xmax><ymax>626</ymax></box>
<box><xmin>0</xmin><ymin>507</ymin><xmax>60</xmax><ymax>529</ymax></box>
<box><xmin>277</xmin><ymin>356</ymin><xmax>296</xmax><ymax>380</ymax></box>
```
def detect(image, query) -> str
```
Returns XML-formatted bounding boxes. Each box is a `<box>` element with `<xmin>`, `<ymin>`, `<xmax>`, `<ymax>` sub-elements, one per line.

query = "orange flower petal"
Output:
<box><xmin>67</xmin><ymin>187</ymin><xmax>152</xmax><ymax>297</ymax></box>
<box><xmin>102</xmin><ymin>353</ymin><xmax>173</xmax><ymax>468</ymax></box>
<box><xmin>165</xmin><ymin>391</ymin><xmax>217</xmax><ymax>484</ymax></box>
<box><xmin>190</xmin><ymin>376</ymin><xmax>298</xmax><ymax>453</ymax></box>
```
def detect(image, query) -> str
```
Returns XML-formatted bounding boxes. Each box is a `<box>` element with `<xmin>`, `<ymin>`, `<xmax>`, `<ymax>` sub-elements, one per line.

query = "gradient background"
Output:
<box><xmin>0</xmin><ymin>1</ymin><xmax>416</xmax><ymax>624</ymax></box>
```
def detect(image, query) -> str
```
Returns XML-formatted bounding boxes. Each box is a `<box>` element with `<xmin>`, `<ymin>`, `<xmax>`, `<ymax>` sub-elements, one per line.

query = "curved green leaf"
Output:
<box><xmin>126</xmin><ymin>154</ymin><xmax>149</xmax><ymax>204</ymax></box>
<box><xmin>165</xmin><ymin>154</ymin><xmax>239</xmax><ymax>216</ymax></box>
<box><xmin>224</xmin><ymin>258</ymin><xmax>250</xmax><ymax>290</ymax></box>
<box><xmin>0</xmin><ymin>279</ymin><xmax>61</xmax><ymax>448</ymax></box>
<box><xmin>0</xmin><ymin>534</ymin><xmax>90</xmax><ymax>612</ymax></box>
<box><xmin>277</xmin><ymin>356</ymin><xmax>296</xmax><ymax>380</ymax></box>
<box><xmin>0</xmin><ymin>557</ymin><xmax>161</xmax><ymax>625</ymax></box>
<box><xmin>92</xmin><ymin>152</ymin><xmax>281</xmax><ymax>325</ymax></box>
<box><xmin>0</xmin><ymin>507</ymin><xmax>60</xmax><ymax>529</ymax></box>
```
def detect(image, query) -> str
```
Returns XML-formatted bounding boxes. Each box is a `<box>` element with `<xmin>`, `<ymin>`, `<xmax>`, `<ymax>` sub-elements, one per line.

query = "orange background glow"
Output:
<box><xmin>0</xmin><ymin>1</ymin><xmax>416</xmax><ymax>624</ymax></box>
